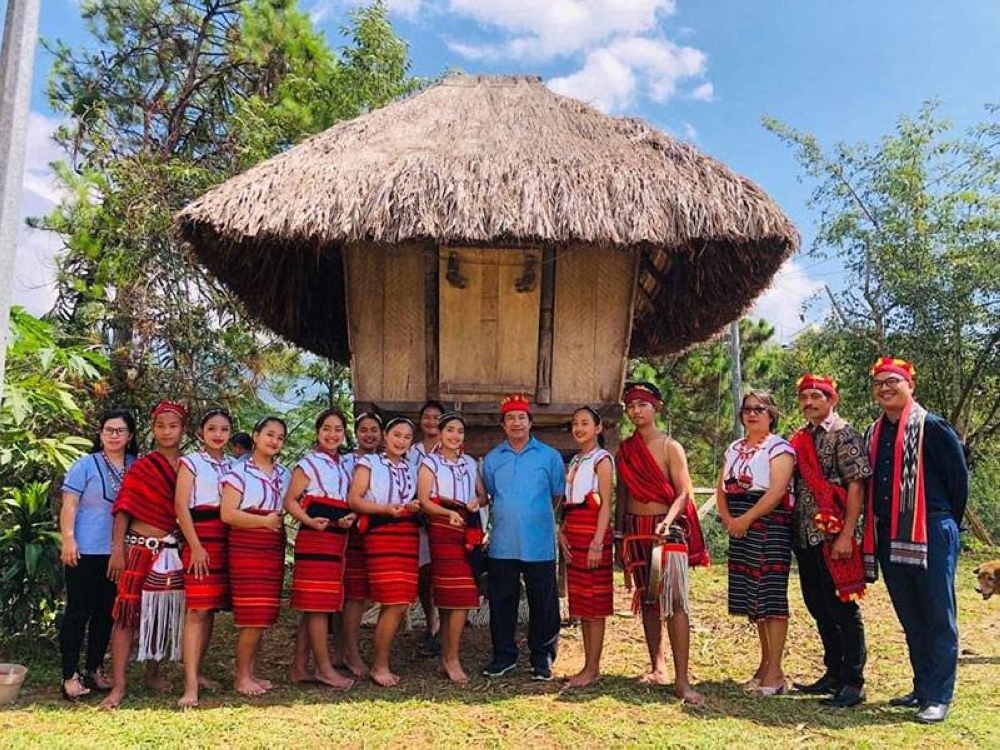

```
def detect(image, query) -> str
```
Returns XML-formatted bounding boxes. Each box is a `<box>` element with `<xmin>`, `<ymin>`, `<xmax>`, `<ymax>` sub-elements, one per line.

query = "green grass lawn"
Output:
<box><xmin>3</xmin><ymin>555</ymin><xmax>999</xmax><ymax>749</ymax></box>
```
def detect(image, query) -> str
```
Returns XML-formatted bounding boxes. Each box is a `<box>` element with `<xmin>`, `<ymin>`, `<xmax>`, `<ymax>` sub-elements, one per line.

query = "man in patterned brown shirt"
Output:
<box><xmin>791</xmin><ymin>374</ymin><xmax>872</xmax><ymax>707</ymax></box>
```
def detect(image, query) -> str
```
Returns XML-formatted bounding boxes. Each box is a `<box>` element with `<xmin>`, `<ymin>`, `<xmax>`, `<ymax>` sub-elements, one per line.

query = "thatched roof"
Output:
<box><xmin>177</xmin><ymin>74</ymin><xmax>798</xmax><ymax>361</ymax></box>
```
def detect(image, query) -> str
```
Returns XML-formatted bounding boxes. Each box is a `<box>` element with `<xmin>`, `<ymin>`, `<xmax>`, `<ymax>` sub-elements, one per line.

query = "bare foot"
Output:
<box><xmin>235</xmin><ymin>678</ymin><xmax>266</xmax><ymax>697</ymax></box>
<box><xmin>344</xmin><ymin>655</ymin><xmax>369</xmax><ymax>679</ymax></box>
<box><xmin>675</xmin><ymin>684</ymin><xmax>705</xmax><ymax>705</ymax></box>
<box><xmin>100</xmin><ymin>688</ymin><xmax>125</xmax><ymax>709</ymax></box>
<box><xmin>143</xmin><ymin>675</ymin><xmax>171</xmax><ymax>693</ymax></box>
<box><xmin>565</xmin><ymin>670</ymin><xmax>600</xmax><ymax>689</ymax></box>
<box><xmin>315</xmin><ymin>669</ymin><xmax>354</xmax><ymax>690</ymax></box>
<box><xmin>252</xmin><ymin>676</ymin><xmax>273</xmax><ymax>690</ymax></box>
<box><xmin>441</xmin><ymin>659</ymin><xmax>469</xmax><ymax>685</ymax></box>
<box><xmin>289</xmin><ymin>666</ymin><xmax>316</xmax><ymax>684</ymax></box>
<box><xmin>197</xmin><ymin>675</ymin><xmax>221</xmax><ymax>691</ymax></box>
<box><xmin>370</xmin><ymin>668</ymin><xmax>400</xmax><ymax>687</ymax></box>
<box><xmin>640</xmin><ymin>670</ymin><xmax>670</xmax><ymax>685</ymax></box>
<box><xmin>177</xmin><ymin>689</ymin><xmax>199</xmax><ymax>708</ymax></box>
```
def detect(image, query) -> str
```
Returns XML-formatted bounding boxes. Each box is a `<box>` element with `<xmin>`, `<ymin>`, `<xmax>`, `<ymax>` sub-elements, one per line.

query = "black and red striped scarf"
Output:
<box><xmin>863</xmin><ymin>400</ymin><xmax>927</xmax><ymax>582</ymax></box>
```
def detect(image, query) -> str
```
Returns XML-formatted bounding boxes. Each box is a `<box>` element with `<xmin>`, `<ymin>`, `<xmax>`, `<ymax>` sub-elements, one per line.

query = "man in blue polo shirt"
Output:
<box><xmin>481</xmin><ymin>394</ymin><xmax>566</xmax><ymax>680</ymax></box>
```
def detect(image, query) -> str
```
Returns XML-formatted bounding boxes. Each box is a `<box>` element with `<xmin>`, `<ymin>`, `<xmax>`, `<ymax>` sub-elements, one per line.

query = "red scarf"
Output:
<box><xmin>863</xmin><ymin>400</ymin><xmax>928</xmax><ymax>581</ymax></box>
<box><xmin>790</xmin><ymin>428</ymin><xmax>866</xmax><ymax>602</ymax></box>
<box><xmin>112</xmin><ymin>451</ymin><xmax>178</xmax><ymax>532</ymax></box>
<box><xmin>617</xmin><ymin>434</ymin><xmax>709</xmax><ymax>567</ymax></box>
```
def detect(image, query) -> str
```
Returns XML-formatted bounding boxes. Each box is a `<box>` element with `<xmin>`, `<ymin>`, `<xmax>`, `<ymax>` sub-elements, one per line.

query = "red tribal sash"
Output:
<box><xmin>790</xmin><ymin>429</ymin><xmax>866</xmax><ymax>602</ymax></box>
<box><xmin>113</xmin><ymin>451</ymin><xmax>178</xmax><ymax>532</ymax></box>
<box><xmin>863</xmin><ymin>400</ymin><xmax>928</xmax><ymax>582</ymax></box>
<box><xmin>617</xmin><ymin>434</ymin><xmax>709</xmax><ymax>567</ymax></box>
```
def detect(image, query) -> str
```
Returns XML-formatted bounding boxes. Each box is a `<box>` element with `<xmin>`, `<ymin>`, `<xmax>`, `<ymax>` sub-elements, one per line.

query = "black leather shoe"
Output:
<box><xmin>792</xmin><ymin>674</ymin><xmax>839</xmax><ymax>695</ymax></box>
<box><xmin>889</xmin><ymin>691</ymin><xmax>921</xmax><ymax>707</ymax></box>
<box><xmin>915</xmin><ymin>703</ymin><xmax>949</xmax><ymax>723</ymax></box>
<box><xmin>821</xmin><ymin>685</ymin><xmax>865</xmax><ymax>708</ymax></box>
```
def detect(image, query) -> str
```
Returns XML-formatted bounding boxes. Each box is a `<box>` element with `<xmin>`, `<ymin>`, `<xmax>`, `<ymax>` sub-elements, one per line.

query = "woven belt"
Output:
<box><xmin>125</xmin><ymin>533</ymin><xmax>179</xmax><ymax>551</ymax></box>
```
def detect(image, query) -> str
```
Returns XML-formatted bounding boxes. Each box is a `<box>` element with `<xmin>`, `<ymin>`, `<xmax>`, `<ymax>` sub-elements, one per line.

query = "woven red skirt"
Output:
<box><xmin>228</xmin><ymin>512</ymin><xmax>286</xmax><ymax>628</ymax></box>
<box><xmin>564</xmin><ymin>499</ymin><xmax>613</xmax><ymax>619</ymax></box>
<box><xmin>428</xmin><ymin>507</ymin><xmax>481</xmax><ymax>610</ymax></box>
<box><xmin>290</xmin><ymin>496</ymin><xmax>350</xmax><ymax>613</ymax></box>
<box><xmin>343</xmin><ymin>526</ymin><xmax>369</xmax><ymax>601</ymax></box>
<box><xmin>623</xmin><ymin>512</ymin><xmax>667</xmax><ymax>614</ymax></box>
<box><xmin>112</xmin><ymin>542</ymin><xmax>156</xmax><ymax>629</ymax></box>
<box><xmin>363</xmin><ymin>516</ymin><xmax>420</xmax><ymax>606</ymax></box>
<box><xmin>182</xmin><ymin>506</ymin><xmax>230</xmax><ymax>611</ymax></box>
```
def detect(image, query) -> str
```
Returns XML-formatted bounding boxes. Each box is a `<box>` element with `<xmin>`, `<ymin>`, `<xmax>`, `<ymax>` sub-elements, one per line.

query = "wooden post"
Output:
<box><xmin>424</xmin><ymin>241</ymin><xmax>439</xmax><ymax>399</ymax></box>
<box><xmin>535</xmin><ymin>246</ymin><xmax>555</xmax><ymax>405</ymax></box>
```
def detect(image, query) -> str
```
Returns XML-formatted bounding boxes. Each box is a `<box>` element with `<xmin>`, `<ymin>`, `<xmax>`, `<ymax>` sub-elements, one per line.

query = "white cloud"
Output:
<box><xmin>681</xmin><ymin>121</ymin><xmax>697</xmax><ymax>141</ymax></box>
<box><xmin>690</xmin><ymin>81</ymin><xmax>714</xmax><ymax>101</ymax></box>
<box><xmin>446</xmin><ymin>0</ymin><xmax>676</xmax><ymax>60</ymax></box>
<box><xmin>750</xmin><ymin>258</ymin><xmax>825</xmax><ymax>342</ymax></box>
<box><xmin>547</xmin><ymin>36</ymin><xmax>706</xmax><ymax>113</ymax></box>
<box><xmin>22</xmin><ymin>112</ymin><xmax>68</xmax><ymax>205</ymax></box>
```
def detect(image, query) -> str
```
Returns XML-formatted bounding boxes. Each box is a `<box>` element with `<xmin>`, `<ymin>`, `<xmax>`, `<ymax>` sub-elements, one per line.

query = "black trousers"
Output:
<box><xmin>59</xmin><ymin>554</ymin><xmax>117</xmax><ymax>680</ymax></box>
<box><xmin>794</xmin><ymin>544</ymin><xmax>867</xmax><ymax>688</ymax></box>
<box><xmin>487</xmin><ymin>557</ymin><xmax>560</xmax><ymax>669</ymax></box>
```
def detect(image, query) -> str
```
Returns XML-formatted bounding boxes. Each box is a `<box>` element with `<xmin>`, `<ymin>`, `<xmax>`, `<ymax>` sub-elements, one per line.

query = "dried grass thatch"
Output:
<box><xmin>177</xmin><ymin>74</ymin><xmax>798</xmax><ymax>361</ymax></box>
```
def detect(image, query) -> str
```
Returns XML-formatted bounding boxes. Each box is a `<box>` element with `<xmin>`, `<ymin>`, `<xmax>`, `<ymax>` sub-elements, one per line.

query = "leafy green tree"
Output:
<box><xmin>40</xmin><ymin>0</ymin><xmax>417</xmax><ymax>420</ymax></box>
<box><xmin>764</xmin><ymin>103</ymin><xmax>1000</xmax><ymax>452</ymax></box>
<box><xmin>0</xmin><ymin>307</ymin><xmax>107</xmax><ymax>489</ymax></box>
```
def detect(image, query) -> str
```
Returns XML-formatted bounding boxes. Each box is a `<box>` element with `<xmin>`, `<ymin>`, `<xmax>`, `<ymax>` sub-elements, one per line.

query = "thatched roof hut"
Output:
<box><xmin>177</xmin><ymin>74</ymin><xmax>798</xmax><ymax>365</ymax></box>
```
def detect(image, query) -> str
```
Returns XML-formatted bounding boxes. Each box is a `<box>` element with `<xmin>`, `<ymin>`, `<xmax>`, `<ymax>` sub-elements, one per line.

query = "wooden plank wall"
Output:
<box><xmin>551</xmin><ymin>246</ymin><xmax>638</xmax><ymax>405</ymax></box>
<box><xmin>438</xmin><ymin>247</ymin><xmax>541</xmax><ymax>400</ymax></box>
<box><xmin>344</xmin><ymin>243</ymin><xmax>426</xmax><ymax>403</ymax></box>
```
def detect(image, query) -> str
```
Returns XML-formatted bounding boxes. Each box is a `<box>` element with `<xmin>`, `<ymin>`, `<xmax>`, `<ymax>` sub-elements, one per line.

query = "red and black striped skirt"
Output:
<box><xmin>290</xmin><ymin>496</ymin><xmax>350</xmax><ymax>613</ymax></box>
<box><xmin>343</xmin><ymin>526</ymin><xmax>369</xmax><ymax>601</ymax></box>
<box><xmin>362</xmin><ymin>515</ymin><xmax>420</xmax><ymax>606</ymax></box>
<box><xmin>228</xmin><ymin>512</ymin><xmax>286</xmax><ymax>628</ymax></box>
<box><xmin>112</xmin><ymin>542</ymin><xmax>157</xmax><ymax>629</ymax></box>
<box><xmin>428</xmin><ymin>502</ymin><xmax>482</xmax><ymax>610</ymax></box>
<box><xmin>182</xmin><ymin>506</ymin><xmax>230</xmax><ymax>611</ymax></box>
<box><xmin>564</xmin><ymin>500</ymin><xmax>613</xmax><ymax>619</ymax></box>
<box><xmin>623</xmin><ymin>512</ymin><xmax>667</xmax><ymax>614</ymax></box>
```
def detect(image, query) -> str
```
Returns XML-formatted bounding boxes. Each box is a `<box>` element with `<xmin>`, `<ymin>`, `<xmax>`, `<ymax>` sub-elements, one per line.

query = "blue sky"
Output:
<box><xmin>9</xmin><ymin>0</ymin><xmax>1000</xmax><ymax>340</ymax></box>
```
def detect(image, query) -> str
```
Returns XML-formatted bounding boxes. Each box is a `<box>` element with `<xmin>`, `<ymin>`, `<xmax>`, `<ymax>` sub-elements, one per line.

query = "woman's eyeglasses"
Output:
<box><xmin>740</xmin><ymin>406</ymin><xmax>768</xmax><ymax>416</ymax></box>
<box><xmin>101</xmin><ymin>427</ymin><xmax>129</xmax><ymax>436</ymax></box>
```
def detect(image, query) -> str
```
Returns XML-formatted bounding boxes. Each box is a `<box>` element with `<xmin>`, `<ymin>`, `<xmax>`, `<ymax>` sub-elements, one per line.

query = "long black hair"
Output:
<box><xmin>93</xmin><ymin>409</ymin><xmax>140</xmax><ymax>456</ymax></box>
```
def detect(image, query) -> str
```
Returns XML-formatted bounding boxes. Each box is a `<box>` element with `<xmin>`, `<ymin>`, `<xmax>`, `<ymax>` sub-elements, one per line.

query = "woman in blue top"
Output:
<box><xmin>58</xmin><ymin>409</ymin><xmax>138</xmax><ymax>700</ymax></box>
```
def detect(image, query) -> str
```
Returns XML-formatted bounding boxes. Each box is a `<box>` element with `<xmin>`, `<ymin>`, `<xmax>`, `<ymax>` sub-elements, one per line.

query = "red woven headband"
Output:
<box><xmin>500</xmin><ymin>394</ymin><xmax>531</xmax><ymax>415</ymax></box>
<box><xmin>796</xmin><ymin>374</ymin><xmax>838</xmax><ymax>399</ymax></box>
<box><xmin>622</xmin><ymin>384</ymin><xmax>660</xmax><ymax>407</ymax></box>
<box><xmin>151</xmin><ymin>400</ymin><xmax>189</xmax><ymax>422</ymax></box>
<box><xmin>871</xmin><ymin>357</ymin><xmax>915</xmax><ymax>383</ymax></box>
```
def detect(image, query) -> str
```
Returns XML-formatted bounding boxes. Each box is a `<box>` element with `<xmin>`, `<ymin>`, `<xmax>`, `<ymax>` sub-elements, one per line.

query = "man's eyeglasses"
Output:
<box><xmin>871</xmin><ymin>377</ymin><xmax>905</xmax><ymax>390</ymax></box>
<box><xmin>740</xmin><ymin>406</ymin><xmax>768</xmax><ymax>415</ymax></box>
<box><xmin>101</xmin><ymin>427</ymin><xmax>129</xmax><ymax>436</ymax></box>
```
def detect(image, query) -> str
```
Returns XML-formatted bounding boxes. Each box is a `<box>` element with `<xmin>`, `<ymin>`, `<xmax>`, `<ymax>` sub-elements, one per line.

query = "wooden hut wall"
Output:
<box><xmin>551</xmin><ymin>246</ymin><xmax>638</xmax><ymax>405</ymax></box>
<box><xmin>344</xmin><ymin>243</ymin><xmax>427</xmax><ymax>403</ymax></box>
<box><xmin>437</xmin><ymin>247</ymin><xmax>542</xmax><ymax>401</ymax></box>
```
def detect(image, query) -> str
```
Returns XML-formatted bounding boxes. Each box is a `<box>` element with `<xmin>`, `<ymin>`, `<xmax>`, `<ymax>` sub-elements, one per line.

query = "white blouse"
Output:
<box><xmin>420</xmin><ymin>450</ymin><xmax>479</xmax><ymax>504</ymax></box>
<box><xmin>358</xmin><ymin>453</ymin><xmax>415</xmax><ymax>507</ymax></box>
<box><xmin>565</xmin><ymin>448</ymin><xmax>613</xmax><ymax>505</ymax></box>
<box><xmin>295</xmin><ymin>450</ymin><xmax>353</xmax><ymax>499</ymax></box>
<box><xmin>723</xmin><ymin>434</ymin><xmax>795</xmax><ymax>493</ymax></box>
<box><xmin>179</xmin><ymin>451</ymin><xmax>232</xmax><ymax>508</ymax></box>
<box><xmin>221</xmin><ymin>458</ymin><xmax>290</xmax><ymax>512</ymax></box>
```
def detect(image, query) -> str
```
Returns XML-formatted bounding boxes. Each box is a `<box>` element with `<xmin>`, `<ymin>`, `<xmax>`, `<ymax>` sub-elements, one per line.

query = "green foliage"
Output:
<box><xmin>764</xmin><ymin>103</ymin><xmax>1000</xmax><ymax>452</ymax></box>
<box><xmin>0</xmin><ymin>482</ymin><xmax>63</xmax><ymax>648</ymax></box>
<box><xmin>629</xmin><ymin>318</ymin><xmax>789</xmax><ymax>484</ymax></box>
<box><xmin>1</xmin><ymin>307</ymin><xmax>106</xmax><ymax>488</ymax></box>
<box><xmin>40</xmin><ymin>0</ymin><xmax>415</xmax><ymax>425</ymax></box>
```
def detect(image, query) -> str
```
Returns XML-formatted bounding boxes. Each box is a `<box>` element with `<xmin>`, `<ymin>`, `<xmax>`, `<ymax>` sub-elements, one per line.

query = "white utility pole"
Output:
<box><xmin>730</xmin><ymin>319</ymin><xmax>743</xmax><ymax>439</ymax></box>
<box><xmin>0</xmin><ymin>0</ymin><xmax>41</xmax><ymax>402</ymax></box>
